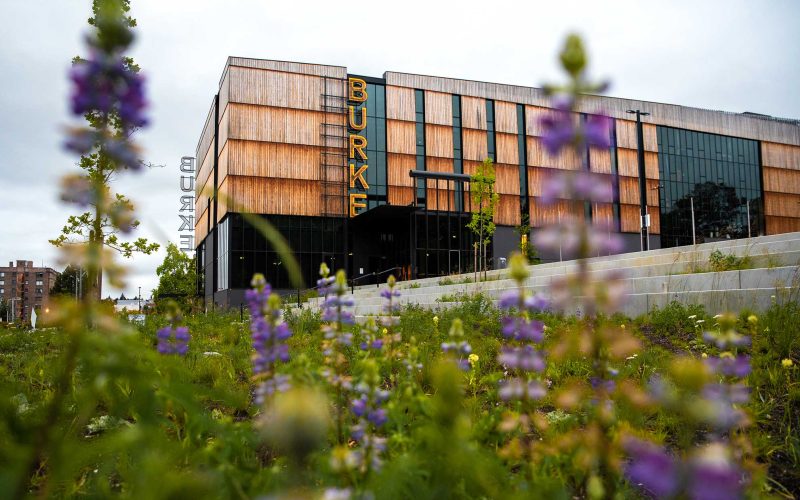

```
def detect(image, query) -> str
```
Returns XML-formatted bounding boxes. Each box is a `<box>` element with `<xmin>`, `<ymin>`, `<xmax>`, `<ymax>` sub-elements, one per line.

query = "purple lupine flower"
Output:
<box><xmin>704</xmin><ymin>354</ymin><xmax>751</xmax><ymax>378</ymax></box>
<box><xmin>60</xmin><ymin>174</ymin><xmax>94</xmax><ymax>207</ymax></box>
<box><xmin>156</xmin><ymin>325</ymin><xmax>190</xmax><ymax>356</ymax></box>
<box><xmin>247</xmin><ymin>273</ymin><xmax>292</xmax><ymax>404</ymax></box>
<box><xmin>688</xmin><ymin>443</ymin><xmax>745</xmax><ymax>500</ymax></box>
<box><xmin>540</xmin><ymin>97</ymin><xmax>576</xmax><ymax>155</ymax></box>
<box><xmin>69</xmin><ymin>53</ymin><xmax>148</xmax><ymax>129</ymax></box>
<box><xmin>350</xmin><ymin>377</ymin><xmax>390</xmax><ymax>473</ymax></box>
<box><xmin>498</xmin><ymin>345</ymin><xmax>545</xmax><ymax>372</ymax></box>
<box><xmin>623</xmin><ymin>438</ymin><xmax>681</xmax><ymax>499</ymax></box>
<box><xmin>584</xmin><ymin>114</ymin><xmax>612</xmax><ymax>150</ymax></box>
<box><xmin>498</xmin><ymin>378</ymin><xmax>546</xmax><ymax>401</ymax></box>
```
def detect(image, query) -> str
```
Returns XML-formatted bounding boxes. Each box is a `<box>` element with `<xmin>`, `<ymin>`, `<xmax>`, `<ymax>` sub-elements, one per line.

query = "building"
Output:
<box><xmin>194</xmin><ymin>57</ymin><xmax>800</xmax><ymax>307</ymax></box>
<box><xmin>0</xmin><ymin>260</ymin><xmax>59</xmax><ymax>322</ymax></box>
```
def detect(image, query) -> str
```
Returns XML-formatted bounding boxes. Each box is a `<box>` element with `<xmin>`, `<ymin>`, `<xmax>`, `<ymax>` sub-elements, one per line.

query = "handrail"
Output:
<box><xmin>348</xmin><ymin>266</ymin><xmax>403</xmax><ymax>293</ymax></box>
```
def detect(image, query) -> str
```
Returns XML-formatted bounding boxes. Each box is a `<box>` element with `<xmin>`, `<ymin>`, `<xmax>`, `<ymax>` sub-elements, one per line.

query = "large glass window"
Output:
<box><xmin>657</xmin><ymin>126</ymin><xmax>763</xmax><ymax>248</ymax></box>
<box><xmin>415</xmin><ymin>89</ymin><xmax>426</xmax><ymax>205</ymax></box>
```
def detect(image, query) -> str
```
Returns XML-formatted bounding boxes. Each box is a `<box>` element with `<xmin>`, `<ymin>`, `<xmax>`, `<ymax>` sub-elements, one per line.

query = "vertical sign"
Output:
<box><xmin>179</xmin><ymin>156</ymin><xmax>195</xmax><ymax>252</ymax></box>
<box><xmin>348</xmin><ymin>77</ymin><xmax>368</xmax><ymax>217</ymax></box>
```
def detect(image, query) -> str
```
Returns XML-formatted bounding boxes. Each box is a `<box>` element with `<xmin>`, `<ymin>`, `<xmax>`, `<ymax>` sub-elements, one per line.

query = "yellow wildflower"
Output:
<box><xmin>782</xmin><ymin>359</ymin><xmax>794</xmax><ymax>368</ymax></box>
<box><xmin>382</xmin><ymin>328</ymin><xmax>388</xmax><ymax>335</ymax></box>
<box><xmin>701</xmin><ymin>353</ymin><xmax>708</xmax><ymax>359</ymax></box>
<box><xmin>433</xmin><ymin>316</ymin><xmax>439</xmax><ymax>326</ymax></box>
<box><xmin>468</xmin><ymin>353</ymin><xmax>479</xmax><ymax>366</ymax></box>
<box><xmin>747</xmin><ymin>314</ymin><xmax>758</xmax><ymax>324</ymax></box>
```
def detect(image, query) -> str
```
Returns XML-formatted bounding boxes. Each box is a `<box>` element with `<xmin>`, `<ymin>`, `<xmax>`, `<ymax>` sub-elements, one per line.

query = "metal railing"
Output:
<box><xmin>348</xmin><ymin>266</ymin><xmax>403</xmax><ymax>294</ymax></box>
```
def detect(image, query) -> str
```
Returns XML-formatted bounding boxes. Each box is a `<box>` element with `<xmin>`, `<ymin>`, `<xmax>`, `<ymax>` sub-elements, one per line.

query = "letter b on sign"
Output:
<box><xmin>348</xmin><ymin>77</ymin><xmax>368</xmax><ymax>103</ymax></box>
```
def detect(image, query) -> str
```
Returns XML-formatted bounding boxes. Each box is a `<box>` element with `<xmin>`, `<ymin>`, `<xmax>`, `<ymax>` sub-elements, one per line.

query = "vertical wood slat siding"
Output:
<box><xmin>218</xmin><ymin>142</ymin><xmax>229</xmax><ymax>186</ymax></box>
<box><xmin>527</xmin><ymin>167</ymin><xmax>547</xmax><ymax>197</ymax></box>
<box><xmin>227</xmin><ymin>66</ymin><xmax>321</xmax><ymax>111</ymax></box>
<box><xmin>496</xmin><ymin>132</ymin><xmax>519</xmax><ymax>165</ymax></box>
<box><xmin>767</xmin><ymin>216</ymin><xmax>800</xmax><ymax>235</ymax></box>
<box><xmin>226</xmin><ymin>175</ymin><xmax>322</xmax><ymax>216</ymax></box>
<box><xmin>195</xmin><ymin>176</ymin><xmax>210</xmax><ymax>224</ymax></box>
<box><xmin>218</xmin><ymin>67</ymin><xmax>230</xmax><ymax>120</ymax></box>
<box><xmin>424</xmin><ymin>91</ymin><xmax>453</xmax><ymax>126</ymax></box>
<box><xmin>617</xmin><ymin>148</ymin><xmax>659</xmax><ymax>178</ymax></box>
<box><xmin>764</xmin><ymin>192</ymin><xmax>800</xmax><ymax>217</ymax></box>
<box><xmin>619</xmin><ymin>177</ymin><xmax>660</xmax><ymax>206</ymax></box>
<box><xmin>388</xmin><ymin>186</ymin><xmax>414</xmax><ymax>206</ymax></box>
<box><xmin>616</xmin><ymin>120</ymin><xmax>658</xmax><ymax>151</ymax></box>
<box><xmin>496</xmin><ymin>194</ymin><xmax>521</xmax><ymax>226</ymax></box>
<box><xmin>227</xmin><ymin>103</ymin><xmax>331</xmax><ymax>146</ymax></box>
<box><xmin>195</xmin><ymin>206</ymin><xmax>209</xmax><ymax>244</ymax></box>
<box><xmin>196</xmin><ymin>137</ymin><xmax>216</xmax><ymax>197</ymax></box>
<box><xmin>217</xmin><ymin>177</ymin><xmax>229</xmax><ymax>223</ymax></box>
<box><xmin>495</xmin><ymin>164</ymin><xmax>520</xmax><ymax>195</ymax></box>
<box><xmin>529</xmin><ymin>198</ymin><xmax>584</xmax><ymax>227</ymax></box>
<box><xmin>463</xmin><ymin>128</ymin><xmax>489</xmax><ymax>161</ymax></box>
<box><xmin>388</xmin><ymin>153</ymin><xmax>415</xmax><ymax>188</ymax></box>
<box><xmin>494</xmin><ymin>101</ymin><xmax>517</xmax><ymax>134</ymax></box>
<box><xmin>425</xmin><ymin>187</ymin><xmax>455</xmax><ymax>212</ymax></box>
<box><xmin>620</xmin><ymin>204</ymin><xmax>641</xmax><ymax>233</ymax></box>
<box><xmin>527</xmin><ymin>137</ymin><xmax>582</xmax><ymax>170</ymax></box>
<box><xmin>524</xmin><ymin>105</ymin><xmax>550</xmax><ymax>137</ymax></box>
<box><xmin>762</xmin><ymin>142</ymin><xmax>800</xmax><ymax>170</ymax></box>
<box><xmin>589</xmin><ymin>147</ymin><xmax>612</xmax><ymax>174</ymax></box>
<box><xmin>427</xmin><ymin>157</ymin><xmax>454</xmax><ymax>174</ymax></box>
<box><xmin>461</xmin><ymin>96</ymin><xmax>487</xmax><ymax>130</ymax></box>
<box><xmin>425</xmin><ymin>124</ymin><xmax>454</xmax><ymax>158</ymax></box>
<box><xmin>387</xmin><ymin>120</ymin><xmax>416</xmax><ymax>155</ymax></box>
<box><xmin>217</xmin><ymin>105</ymin><xmax>230</xmax><ymax>153</ymax></box>
<box><xmin>226</xmin><ymin>139</ymin><xmax>320</xmax><ymax>180</ymax></box>
<box><xmin>196</xmin><ymin>98</ymin><xmax>216</xmax><ymax>171</ymax></box>
<box><xmin>386</xmin><ymin>86</ymin><xmax>416</xmax><ymax>122</ymax></box>
<box><xmin>763</xmin><ymin>167</ymin><xmax>800</xmax><ymax>194</ymax></box>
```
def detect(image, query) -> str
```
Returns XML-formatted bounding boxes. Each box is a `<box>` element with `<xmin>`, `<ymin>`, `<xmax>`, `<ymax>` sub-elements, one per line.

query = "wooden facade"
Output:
<box><xmin>195</xmin><ymin>57</ymin><xmax>800</xmax><ymax>250</ymax></box>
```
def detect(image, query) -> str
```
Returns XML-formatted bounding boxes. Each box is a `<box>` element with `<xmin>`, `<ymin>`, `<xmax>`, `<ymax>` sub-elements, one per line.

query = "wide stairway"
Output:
<box><xmin>304</xmin><ymin>232</ymin><xmax>800</xmax><ymax>319</ymax></box>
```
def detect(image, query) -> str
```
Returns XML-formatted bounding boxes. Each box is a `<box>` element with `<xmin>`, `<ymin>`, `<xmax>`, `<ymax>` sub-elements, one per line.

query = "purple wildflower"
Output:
<box><xmin>688</xmin><ymin>443</ymin><xmax>745</xmax><ymax>500</ymax></box>
<box><xmin>69</xmin><ymin>53</ymin><xmax>148</xmax><ymax>129</ymax></box>
<box><xmin>539</xmin><ymin>96</ymin><xmax>612</xmax><ymax>156</ymax></box>
<box><xmin>156</xmin><ymin>325</ymin><xmax>190</xmax><ymax>356</ymax></box>
<box><xmin>623</xmin><ymin>438</ymin><xmax>680</xmax><ymax>498</ymax></box>
<box><xmin>247</xmin><ymin>273</ymin><xmax>292</xmax><ymax>404</ymax></box>
<box><xmin>349</xmin><ymin>374</ymin><xmax>390</xmax><ymax>473</ymax></box>
<box><xmin>60</xmin><ymin>174</ymin><xmax>94</xmax><ymax>207</ymax></box>
<box><xmin>704</xmin><ymin>354</ymin><xmax>751</xmax><ymax>378</ymax></box>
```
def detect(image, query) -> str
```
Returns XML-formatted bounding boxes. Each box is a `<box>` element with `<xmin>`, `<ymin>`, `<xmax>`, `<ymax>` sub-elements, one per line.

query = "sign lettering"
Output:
<box><xmin>178</xmin><ymin>156</ymin><xmax>196</xmax><ymax>252</ymax></box>
<box><xmin>347</xmin><ymin>77</ymin><xmax>369</xmax><ymax>217</ymax></box>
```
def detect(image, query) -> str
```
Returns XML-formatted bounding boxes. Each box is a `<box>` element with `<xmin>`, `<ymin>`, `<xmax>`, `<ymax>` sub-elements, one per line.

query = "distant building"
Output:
<box><xmin>113</xmin><ymin>294</ymin><xmax>153</xmax><ymax>313</ymax></box>
<box><xmin>0</xmin><ymin>260</ymin><xmax>59</xmax><ymax>322</ymax></box>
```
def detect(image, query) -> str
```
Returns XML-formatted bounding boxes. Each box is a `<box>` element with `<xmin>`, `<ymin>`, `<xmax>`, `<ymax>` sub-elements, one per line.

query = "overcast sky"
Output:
<box><xmin>1</xmin><ymin>0</ymin><xmax>798</xmax><ymax>298</ymax></box>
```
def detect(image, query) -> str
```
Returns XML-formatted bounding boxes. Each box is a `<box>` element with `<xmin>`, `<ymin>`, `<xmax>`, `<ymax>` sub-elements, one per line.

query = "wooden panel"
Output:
<box><xmin>764</xmin><ymin>192</ymin><xmax>800</xmax><ymax>217</ymax></box>
<box><xmin>386</xmin><ymin>86</ymin><xmax>415</xmax><ymax>122</ymax></box>
<box><xmin>425</xmin><ymin>124</ymin><xmax>454</xmax><ymax>158</ymax></box>
<box><xmin>227</xmin><ymin>176</ymin><xmax>321</xmax><ymax>216</ymax></box>
<box><xmin>227</xmin><ymin>104</ymin><xmax>324</xmax><ymax>146</ymax></box>
<box><xmin>524</xmin><ymin>105</ymin><xmax>549</xmax><ymax>137</ymax></box>
<box><xmin>425</xmin><ymin>91</ymin><xmax>452</xmax><ymax>126</ymax></box>
<box><xmin>218</xmin><ymin>141</ymin><xmax>229</xmax><ymax>186</ymax></box>
<box><xmin>590</xmin><ymin>147</ymin><xmax>611</xmax><ymax>174</ymax></box>
<box><xmin>617</xmin><ymin>148</ymin><xmax>638</xmax><ymax>177</ymax></box>
<box><xmin>763</xmin><ymin>167</ymin><xmax>800</xmax><ymax>194</ymax></box>
<box><xmin>762</xmin><ymin>142</ymin><xmax>800</xmax><ymax>170</ymax></box>
<box><xmin>426</xmin><ymin>187</ymin><xmax>455</xmax><ymax>212</ymax></box>
<box><xmin>495</xmin><ymin>194</ymin><xmax>521</xmax><ymax>226</ymax></box>
<box><xmin>495</xmin><ymin>101</ymin><xmax>517</xmax><ymax>134</ymax></box>
<box><xmin>620</xmin><ymin>204</ymin><xmax>641</xmax><ymax>233</ymax></box>
<box><xmin>648</xmin><ymin>209</ymin><xmax>660</xmax><ymax>234</ymax></box>
<box><xmin>529</xmin><ymin>198</ymin><xmax>584</xmax><ymax>227</ymax></box>
<box><xmin>217</xmin><ymin>177</ymin><xmax>229</xmax><ymax>223</ymax></box>
<box><xmin>196</xmin><ymin>137</ymin><xmax>216</xmax><ymax>196</ymax></box>
<box><xmin>527</xmin><ymin>136</ymin><xmax>581</xmax><ymax>170</ymax></box>
<box><xmin>461</xmin><ymin>96</ymin><xmax>487</xmax><ymax>130</ymax></box>
<box><xmin>228</xmin><ymin>66</ymin><xmax>321</xmax><ymax>111</ymax></box>
<box><xmin>766</xmin><ymin>216</ymin><xmax>800</xmax><ymax>235</ymax></box>
<box><xmin>388</xmin><ymin>186</ymin><xmax>414</xmax><ymax>206</ymax></box>
<box><xmin>195</xmin><ymin>206</ymin><xmax>208</xmax><ymax>244</ymax></box>
<box><xmin>592</xmin><ymin>203</ymin><xmax>614</xmax><ymax>227</ymax></box>
<box><xmin>388</xmin><ymin>153</ymin><xmax>415</xmax><ymax>187</ymax></box>
<box><xmin>495</xmin><ymin>163</ymin><xmax>520</xmax><ymax>195</ymax></box>
<box><xmin>619</xmin><ymin>176</ymin><xmax>641</xmax><ymax>205</ymax></box>
<box><xmin>646</xmin><ymin>179</ymin><xmax>660</xmax><ymax>206</ymax></box>
<box><xmin>218</xmin><ymin>104</ymin><xmax>230</xmax><ymax>152</ymax></box>
<box><xmin>226</xmin><ymin>140</ymin><xmax>319</xmax><ymax>180</ymax></box>
<box><xmin>527</xmin><ymin>167</ymin><xmax>548</xmax><ymax>197</ymax></box>
<box><xmin>463</xmin><ymin>128</ymin><xmax>489</xmax><ymax>161</ymax></box>
<box><xmin>196</xmin><ymin>99</ymin><xmax>216</xmax><ymax>170</ymax></box>
<box><xmin>496</xmin><ymin>132</ymin><xmax>519</xmax><ymax>165</ymax></box>
<box><xmin>387</xmin><ymin>120</ymin><xmax>416</xmax><ymax>155</ymax></box>
<box><xmin>427</xmin><ymin>157</ymin><xmax>454</xmax><ymax>174</ymax></box>
<box><xmin>645</xmin><ymin>151</ymin><xmax>659</xmax><ymax>179</ymax></box>
<box><xmin>616</xmin><ymin>120</ymin><xmax>656</xmax><ymax>151</ymax></box>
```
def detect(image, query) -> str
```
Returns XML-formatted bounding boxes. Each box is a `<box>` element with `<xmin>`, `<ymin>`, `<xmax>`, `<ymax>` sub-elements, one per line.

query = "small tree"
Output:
<box><xmin>51</xmin><ymin>265</ymin><xmax>89</xmax><ymax>299</ymax></box>
<box><xmin>152</xmin><ymin>243</ymin><xmax>197</xmax><ymax>303</ymax></box>
<box><xmin>0</xmin><ymin>299</ymin><xmax>8</xmax><ymax>322</ymax></box>
<box><xmin>467</xmin><ymin>158</ymin><xmax>499</xmax><ymax>281</ymax></box>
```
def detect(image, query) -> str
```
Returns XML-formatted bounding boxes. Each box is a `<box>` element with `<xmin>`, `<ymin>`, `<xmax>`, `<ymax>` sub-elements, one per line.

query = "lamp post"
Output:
<box><xmin>627</xmin><ymin>109</ymin><xmax>651</xmax><ymax>251</ymax></box>
<box><xmin>138</xmin><ymin>286</ymin><xmax>141</xmax><ymax>312</ymax></box>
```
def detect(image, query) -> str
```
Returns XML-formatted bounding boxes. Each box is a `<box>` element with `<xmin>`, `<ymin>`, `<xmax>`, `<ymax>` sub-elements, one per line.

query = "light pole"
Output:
<box><xmin>138</xmin><ymin>286</ymin><xmax>142</xmax><ymax>312</ymax></box>
<box><xmin>627</xmin><ymin>109</ymin><xmax>651</xmax><ymax>251</ymax></box>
